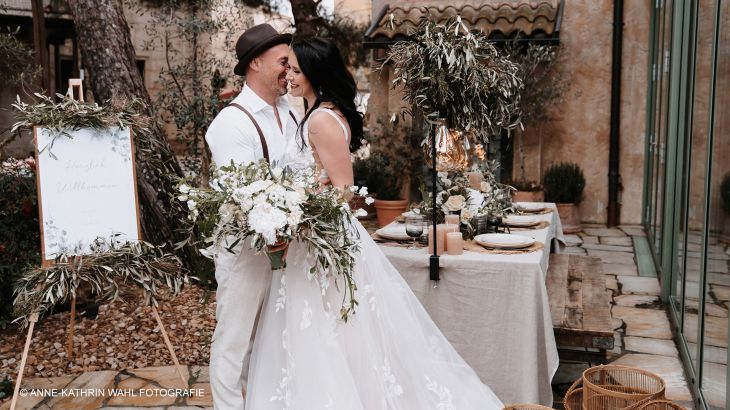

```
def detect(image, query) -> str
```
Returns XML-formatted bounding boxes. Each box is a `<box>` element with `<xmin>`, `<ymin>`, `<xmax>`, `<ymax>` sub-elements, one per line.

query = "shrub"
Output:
<box><xmin>543</xmin><ymin>162</ymin><xmax>586</xmax><ymax>204</ymax></box>
<box><xmin>0</xmin><ymin>157</ymin><xmax>40</xmax><ymax>328</ymax></box>
<box><xmin>356</xmin><ymin>152</ymin><xmax>403</xmax><ymax>201</ymax></box>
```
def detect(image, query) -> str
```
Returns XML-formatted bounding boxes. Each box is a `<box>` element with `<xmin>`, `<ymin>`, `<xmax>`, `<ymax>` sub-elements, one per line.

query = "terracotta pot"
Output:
<box><xmin>556</xmin><ymin>203</ymin><xmax>582</xmax><ymax>234</ymax></box>
<box><xmin>349</xmin><ymin>194</ymin><xmax>377</xmax><ymax>220</ymax></box>
<box><xmin>373</xmin><ymin>198</ymin><xmax>409</xmax><ymax>227</ymax></box>
<box><xmin>512</xmin><ymin>190</ymin><xmax>544</xmax><ymax>203</ymax></box>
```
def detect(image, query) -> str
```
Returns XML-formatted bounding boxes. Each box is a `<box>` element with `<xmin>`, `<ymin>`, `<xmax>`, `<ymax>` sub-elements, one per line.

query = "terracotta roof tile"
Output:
<box><xmin>366</xmin><ymin>1</ymin><xmax>562</xmax><ymax>43</ymax></box>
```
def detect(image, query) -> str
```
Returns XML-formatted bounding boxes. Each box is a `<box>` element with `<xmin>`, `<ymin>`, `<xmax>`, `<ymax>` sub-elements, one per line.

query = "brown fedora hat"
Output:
<box><xmin>234</xmin><ymin>24</ymin><xmax>292</xmax><ymax>76</ymax></box>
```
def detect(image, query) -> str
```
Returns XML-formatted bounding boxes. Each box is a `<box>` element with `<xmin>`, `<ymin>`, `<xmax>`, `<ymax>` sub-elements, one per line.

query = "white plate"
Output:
<box><xmin>474</xmin><ymin>233</ymin><xmax>535</xmax><ymax>249</ymax></box>
<box><xmin>515</xmin><ymin>202</ymin><xmax>547</xmax><ymax>212</ymax></box>
<box><xmin>503</xmin><ymin>215</ymin><xmax>541</xmax><ymax>227</ymax></box>
<box><xmin>376</xmin><ymin>224</ymin><xmax>412</xmax><ymax>241</ymax></box>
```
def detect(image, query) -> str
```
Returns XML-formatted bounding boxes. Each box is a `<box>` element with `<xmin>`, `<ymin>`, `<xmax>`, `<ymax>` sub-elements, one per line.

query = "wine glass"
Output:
<box><xmin>404</xmin><ymin>215</ymin><xmax>425</xmax><ymax>250</ymax></box>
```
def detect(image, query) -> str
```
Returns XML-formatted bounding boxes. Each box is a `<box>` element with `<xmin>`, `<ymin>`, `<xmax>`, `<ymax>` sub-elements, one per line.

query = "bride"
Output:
<box><xmin>244</xmin><ymin>37</ymin><xmax>504</xmax><ymax>410</ymax></box>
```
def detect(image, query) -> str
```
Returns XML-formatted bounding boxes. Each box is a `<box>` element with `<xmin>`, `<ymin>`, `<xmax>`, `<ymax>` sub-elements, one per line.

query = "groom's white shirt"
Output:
<box><xmin>205</xmin><ymin>84</ymin><xmax>298</xmax><ymax>410</ymax></box>
<box><xmin>206</xmin><ymin>84</ymin><xmax>297</xmax><ymax>167</ymax></box>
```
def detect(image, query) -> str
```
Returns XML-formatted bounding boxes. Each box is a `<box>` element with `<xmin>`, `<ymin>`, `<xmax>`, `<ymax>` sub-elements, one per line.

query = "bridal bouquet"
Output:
<box><xmin>176</xmin><ymin>160</ymin><xmax>371</xmax><ymax>320</ymax></box>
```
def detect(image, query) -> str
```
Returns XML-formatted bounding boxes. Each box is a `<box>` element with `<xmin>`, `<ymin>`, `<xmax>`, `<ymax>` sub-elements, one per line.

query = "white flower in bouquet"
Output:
<box><xmin>444</xmin><ymin>195</ymin><xmax>466</xmax><ymax>212</ymax></box>
<box><xmin>365</xmin><ymin>196</ymin><xmax>375</xmax><ymax>205</ymax></box>
<box><xmin>248</xmin><ymin>202</ymin><xmax>289</xmax><ymax>245</ymax></box>
<box><xmin>175</xmin><ymin>160</ymin><xmax>373</xmax><ymax>321</ymax></box>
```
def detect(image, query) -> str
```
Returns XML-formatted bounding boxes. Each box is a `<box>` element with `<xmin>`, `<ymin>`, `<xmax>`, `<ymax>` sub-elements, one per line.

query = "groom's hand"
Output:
<box><xmin>267</xmin><ymin>241</ymin><xmax>289</xmax><ymax>258</ymax></box>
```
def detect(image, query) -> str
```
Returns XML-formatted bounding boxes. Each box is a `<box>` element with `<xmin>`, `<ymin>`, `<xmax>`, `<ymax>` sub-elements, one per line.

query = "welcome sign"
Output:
<box><xmin>34</xmin><ymin>126</ymin><xmax>141</xmax><ymax>264</ymax></box>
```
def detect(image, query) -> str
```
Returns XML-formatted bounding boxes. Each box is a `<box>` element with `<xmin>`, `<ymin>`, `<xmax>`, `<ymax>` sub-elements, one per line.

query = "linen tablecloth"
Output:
<box><xmin>376</xmin><ymin>203</ymin><xmax>564</xmax><ymax>405</ymax></box>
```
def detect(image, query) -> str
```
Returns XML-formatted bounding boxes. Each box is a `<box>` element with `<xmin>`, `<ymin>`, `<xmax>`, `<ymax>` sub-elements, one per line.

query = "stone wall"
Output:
<box><xmin>519</xmin><ymin>1</ymin><xmax>649</xmax><ymax>224</ymax></box>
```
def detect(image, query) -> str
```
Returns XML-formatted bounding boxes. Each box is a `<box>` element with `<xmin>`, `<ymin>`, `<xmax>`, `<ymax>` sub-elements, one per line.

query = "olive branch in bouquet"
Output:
<box><xmin>174</xmin><ymin>160</ymin><xmax>368</xmax><ymax>321</ymax></box>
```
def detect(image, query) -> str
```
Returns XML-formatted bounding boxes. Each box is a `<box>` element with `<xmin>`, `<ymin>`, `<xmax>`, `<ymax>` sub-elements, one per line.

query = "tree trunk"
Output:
<box><xmin>289</xmin><ymin>0</ymin><xmax>321</xmax><ymax>38</ymax></box>
<box><xmin>66</xmin><ymin>0</ymin><xmax>188</xmax><ymax>252</ymax></box>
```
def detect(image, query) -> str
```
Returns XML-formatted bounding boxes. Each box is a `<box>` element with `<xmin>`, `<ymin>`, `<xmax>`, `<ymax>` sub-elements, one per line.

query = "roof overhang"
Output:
<box><xmin>364</xmin><ymin>0</ymin><xmax>563</xmax><ymax>49</ymax></box>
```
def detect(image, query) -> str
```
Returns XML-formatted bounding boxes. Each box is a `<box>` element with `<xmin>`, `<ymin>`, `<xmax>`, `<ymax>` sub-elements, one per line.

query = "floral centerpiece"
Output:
<box><xmin>176</xmin><ymin>160</ymin><xmax>372</xmax><ymax>321</ymax></box>
<box><xmin>413</xmin><ymin>161</ymin><xmax>515</xmax><ymax>239</ymax></box>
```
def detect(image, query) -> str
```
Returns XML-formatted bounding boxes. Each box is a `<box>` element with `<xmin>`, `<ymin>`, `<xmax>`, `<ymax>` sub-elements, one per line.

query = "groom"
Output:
<box><xmin>205</xmin><ymin>24</ymin><xmax>297</xmax><ymax>410</ymax></box>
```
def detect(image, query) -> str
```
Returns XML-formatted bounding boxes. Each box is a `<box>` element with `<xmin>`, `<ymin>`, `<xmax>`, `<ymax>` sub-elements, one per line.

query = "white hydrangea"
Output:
<box><xmin>248</xmin><ymin>202</ymin><xmax>288</xmax><ymax>245</ymax></box>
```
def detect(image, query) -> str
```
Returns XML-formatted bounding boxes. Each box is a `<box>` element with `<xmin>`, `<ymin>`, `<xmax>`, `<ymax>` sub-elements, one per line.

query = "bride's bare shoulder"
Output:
<box><xmin>307</xmin><ymin>110</ymin><xmax>347</xmax><ymax>144</ymax></box>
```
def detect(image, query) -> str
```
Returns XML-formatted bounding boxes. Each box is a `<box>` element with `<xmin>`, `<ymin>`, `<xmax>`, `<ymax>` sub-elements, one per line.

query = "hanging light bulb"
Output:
<box><xmin>424</xmin><ymin>119</ymin><xmax>470</xmax><ymax>172</ymax></box>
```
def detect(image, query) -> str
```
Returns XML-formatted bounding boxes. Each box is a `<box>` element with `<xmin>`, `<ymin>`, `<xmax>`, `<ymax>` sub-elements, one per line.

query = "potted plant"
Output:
<box><xmin>511</xmin><ymin>179</ymin><xmax>544</xmax><ymax>203</ymax></box>
<box><xmin>721</xmin><ymin>173</ymin><xmax>730</xmax><ymax>243</ymax></box>
<box><xmin>543</xmin><ymin>162</ymin><xmax>585</xmax><ymax>234</ymax></box>
<box><xmin>351</xmin><ymin>156</ymin><xmax>377</xmax><ymax>219</ymax></box>
<box><xmin>363</xmin><ymin>152</ymin><xmax>408</xmax><ymax>227</ymax></box>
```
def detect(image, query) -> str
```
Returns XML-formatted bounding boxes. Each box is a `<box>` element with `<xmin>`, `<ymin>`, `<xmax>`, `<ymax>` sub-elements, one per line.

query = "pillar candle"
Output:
<box><xmin>445</xmin><ymin>214</ymin><xmax>460</xmax><ymax>225</ymax></box>
<box><xmin>428</xmin><ymin>224</ymin><xmax>446</xmax><ymax>256</ymax></box>
<box><xmin>442</xmin><ymin>224</ymin><xmax>459</xmax><ymax>251</ymax></box>
<box><xmin>446</xmin><ymin>232</ymin><xmax>464</xmax><ymax>255</ymax></box>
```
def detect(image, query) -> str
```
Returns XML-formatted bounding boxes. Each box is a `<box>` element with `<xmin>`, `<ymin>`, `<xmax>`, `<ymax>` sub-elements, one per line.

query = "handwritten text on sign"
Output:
<box><xmin>35</xmin><ymin>127</ymin><xmax>140</xmax><ymax>260</ymax></box>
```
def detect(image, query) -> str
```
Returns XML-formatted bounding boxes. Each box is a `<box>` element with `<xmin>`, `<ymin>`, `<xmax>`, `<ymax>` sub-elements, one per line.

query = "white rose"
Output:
<box><xmin>444</xmin><ymin>195</ymin><xmax>466</xmax><ymax>212</ymax></box>
<box><xmin>481</xmin><ymin>181</ymin><xmax>491</xmax><ymax>192</ymax></box>
<box><xmin>460</xmin><ymin>209</ymin><xmax>473</xmax><ymax>223</ymax></box>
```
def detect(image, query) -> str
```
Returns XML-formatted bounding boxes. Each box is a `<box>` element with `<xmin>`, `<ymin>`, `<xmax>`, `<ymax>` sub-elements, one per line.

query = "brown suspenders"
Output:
<box><xmin>228</xmin><ymin>103</ymin><xmax>298</xmax><ymax>163</ymax></box>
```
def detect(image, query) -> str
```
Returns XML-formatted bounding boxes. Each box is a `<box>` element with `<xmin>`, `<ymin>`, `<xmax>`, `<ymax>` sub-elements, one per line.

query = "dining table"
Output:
<box><xmin>372</xmin><ymin>202</ymin><xmax>565</xmax><ymax>406</ymax></box>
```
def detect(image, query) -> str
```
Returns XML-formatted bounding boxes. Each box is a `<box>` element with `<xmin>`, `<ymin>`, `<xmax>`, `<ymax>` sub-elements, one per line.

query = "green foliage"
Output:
<box><xmin>140</xmin><ymin>0</ymin><xmax>251</xmax><ymax>179</ymax></box>
<box><xmin>543</xmin><ymin>162</ymin><xmax>586</xmax><ymax>204</ymax></box>
<box><xmin>13</xmin><ymin>238</ymin><xmax>187</xmax><ymax>329</ymax></box>
<box><xmin>721</xmin><ymin>173</ymin><xmax>730</xmax><ymax>214</ymax></box>
<box><xmin>505</xmin><ymin>42</ymin><xmax>565</xmax><ymax>127</ymax></box>
<box><xmin>0</xmin><ymin>26</ymin><xmax>41</xmax><ymax>92</ymax></box>
<box><xmin>0</xmin><ymin>158</ymin><xmax>40</xmax><ymax>328</ymax></box>
<box><xmin>355</xmin><ymin>152</ymin><xmax>404</xmax><ymax>200</ymax></box>
<box><xmin>383</xmin><ymin>16</ymin><xmax>523</xmax><ymax>144</ymax></box>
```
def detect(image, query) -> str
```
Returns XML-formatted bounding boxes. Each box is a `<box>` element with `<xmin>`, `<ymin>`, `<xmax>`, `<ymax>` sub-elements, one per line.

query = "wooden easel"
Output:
<box><xmin>10</xmin><ymin>80</ymin><xmax>188</xmax><ymax>410</ymax></box>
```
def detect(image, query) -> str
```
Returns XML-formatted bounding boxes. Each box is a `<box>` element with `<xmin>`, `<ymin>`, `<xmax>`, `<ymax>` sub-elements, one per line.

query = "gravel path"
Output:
<box><xmin>0</xmin><ymin>285</ymin><xmax>215</xmax><ymax>380</ymax></box>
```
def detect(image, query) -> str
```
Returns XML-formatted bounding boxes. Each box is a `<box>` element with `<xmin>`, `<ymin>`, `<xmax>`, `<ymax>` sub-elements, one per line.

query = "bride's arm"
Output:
<box><xmin>307</xmin><ymin>112</ymin><xmax>354</xmax><ymax>190</ymax></box>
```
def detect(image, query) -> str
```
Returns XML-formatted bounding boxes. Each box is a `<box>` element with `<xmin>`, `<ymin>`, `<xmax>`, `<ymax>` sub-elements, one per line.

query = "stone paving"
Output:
<box><xmin>552</xmin><ymin>224</ymin><xmax>705</xmax><ymax>410</ymax></box>
<box><xmin>4</xmin><ymin>224</ymin><xmax>721</xmax><ymax>409</ymax></box>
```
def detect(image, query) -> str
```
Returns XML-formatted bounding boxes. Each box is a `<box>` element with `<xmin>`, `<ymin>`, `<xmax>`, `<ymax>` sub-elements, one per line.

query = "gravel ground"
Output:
<box><xmin>0</xmin><ymin>285</ymin><xmax>215</xmax><ymax>380</ymax></box>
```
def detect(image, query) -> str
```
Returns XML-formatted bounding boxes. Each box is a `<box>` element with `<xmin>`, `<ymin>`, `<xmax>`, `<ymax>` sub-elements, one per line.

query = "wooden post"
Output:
<box><xmin>10</xmin><ymin>313</ymin><xmax>39</xmax><ymax>410</ymax></box>
<box><xmin>151</xmin><ymin>306</ymin><xmax>188</xmax><ymax>389</ymax></box>
<box><xmin>68</xmin><ymin>79</ymin><xmax>84</xmax><ymax>102</ymax></box>
<box><xmin>31</xmin><ymin>0</ymin><xmax>49</xmax><ymax>91</ymax></box>
<box><xmin>66</xmin><ymin>295</ymin><xmax>77</xmax><ymax>358</ymax></box>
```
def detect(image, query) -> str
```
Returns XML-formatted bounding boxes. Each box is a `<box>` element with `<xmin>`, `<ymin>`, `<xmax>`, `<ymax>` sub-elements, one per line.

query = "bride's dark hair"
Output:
<box><xmin>291</xmin><ymin>37</ymin><xmax>363</xmax><ymax>153</ymax></box>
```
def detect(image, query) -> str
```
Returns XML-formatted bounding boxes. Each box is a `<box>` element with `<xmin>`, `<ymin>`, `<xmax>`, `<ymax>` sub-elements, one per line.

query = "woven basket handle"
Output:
<box><xmin>565</xmin><ymin>377</ymin><xmax>583</xmax><ymax>397</ymax></box>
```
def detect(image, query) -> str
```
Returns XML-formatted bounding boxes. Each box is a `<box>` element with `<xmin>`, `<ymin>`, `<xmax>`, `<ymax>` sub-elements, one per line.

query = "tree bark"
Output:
<box><xmin>66</xmin><ymin>0</ymin><xmax>188</xmax><ymax>251</ymax></box>
<box><xmin>289</xmin><ymin>0</ymin><xmax>321</xmax><ymax>38</ymax></box>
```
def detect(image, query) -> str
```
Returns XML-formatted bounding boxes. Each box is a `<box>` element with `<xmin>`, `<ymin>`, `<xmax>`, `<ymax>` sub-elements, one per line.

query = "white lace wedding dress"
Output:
<box><xmin>245</xmin><ymin>109</ymin><xmax>504</xmax><ymax>410</ymax></box>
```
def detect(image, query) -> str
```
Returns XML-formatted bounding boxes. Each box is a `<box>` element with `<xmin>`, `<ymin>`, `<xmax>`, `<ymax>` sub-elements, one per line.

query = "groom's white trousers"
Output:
<box><xmin>210</xmin><ymin>242</ymin><xmax>272</xmax><ymax>410</ymax></box>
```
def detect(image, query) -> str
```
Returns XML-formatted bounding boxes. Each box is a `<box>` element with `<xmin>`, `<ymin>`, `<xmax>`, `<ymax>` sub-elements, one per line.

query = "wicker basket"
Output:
<box><xmin>582</xmin><ymin>365</ymin><xmax>665</xmax><ymax>409</ymax></box>
<box><xmin>503</xmin><ymin>404</ymin><xmax>554</xmax><ymax>410</ymax></box>
<box><xmin>563</xmin><ymin>378</ymin><xmax>584</xmax><ymax>410</ymax></box>
<box><xmin>634</xmin><ymin>400</ymin><xmax>687</xmax><ymax>410</ymax></box>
